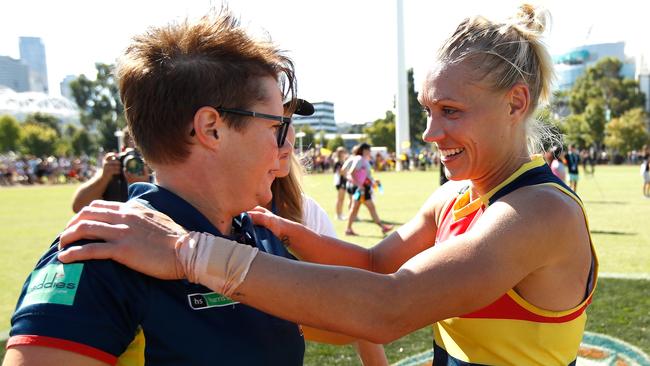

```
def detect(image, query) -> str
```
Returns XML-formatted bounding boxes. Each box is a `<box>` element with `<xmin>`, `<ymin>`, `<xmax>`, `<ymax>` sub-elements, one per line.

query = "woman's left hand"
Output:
<box><xmin>57</xmin><ymin>200</ymin><xmax>187</xmax><ymax>280</ymax></box>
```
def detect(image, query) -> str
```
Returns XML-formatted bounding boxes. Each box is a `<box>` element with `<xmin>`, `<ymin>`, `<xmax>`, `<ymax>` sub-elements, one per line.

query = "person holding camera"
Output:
<box><xmin>71</xmin><ymin>147</ymin><xmax>150</xmax><ymax>213</ymax></box>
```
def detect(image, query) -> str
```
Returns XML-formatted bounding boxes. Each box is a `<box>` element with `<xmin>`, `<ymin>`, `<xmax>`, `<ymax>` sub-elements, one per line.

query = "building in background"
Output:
<box><xmin>60</xmin><ymin>74</ymin><xmax>77</xmax><ymax>101</ymax></box>
<box><xmin>0</xmin><ymin>86</ymin><xmax>80</xmax><ymax>126</ymax></box>
<box><xmin>19</xmin><ymin>37</ymin><xmax>48</xmax><ymax>93</ymax></box>
<box><xmin>293</xmin><ymin>101</ymin><xmax>337</xmax><ymax>134</ymax></box>
<box><xmin>0</xmin><ymin>56</ymin><xmax>30</xmax><ymax>92</ymax></box>
<box><xmin>553</xmin><ymin>42</ymin><xmax>636</xmax><ymax>91</ymax></box>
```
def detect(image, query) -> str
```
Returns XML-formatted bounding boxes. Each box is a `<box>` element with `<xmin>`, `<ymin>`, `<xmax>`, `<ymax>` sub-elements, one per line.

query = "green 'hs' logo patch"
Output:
<box><xmin>22</xmin><ymin>263</ymin><xmax>84</xmax><ymax>307</ymax></box>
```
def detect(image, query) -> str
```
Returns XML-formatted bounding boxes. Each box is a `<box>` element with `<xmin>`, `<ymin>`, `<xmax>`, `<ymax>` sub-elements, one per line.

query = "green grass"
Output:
<box><xmin>1</xmin><ymin>164</ymin><xmax>649</xmax><ymax>363</ymax></box>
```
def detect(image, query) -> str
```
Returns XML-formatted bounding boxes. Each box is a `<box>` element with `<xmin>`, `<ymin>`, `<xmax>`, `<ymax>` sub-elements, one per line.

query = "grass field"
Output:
<box><xmin>1</xmin><ymin>164</ymin><xmax>649</xmax><ymax>363</ymax></box>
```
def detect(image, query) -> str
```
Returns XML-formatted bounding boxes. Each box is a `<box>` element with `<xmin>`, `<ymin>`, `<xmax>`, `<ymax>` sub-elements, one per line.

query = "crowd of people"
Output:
<box><xmin>0</xmin><ymin>153</ymin><xmax>96</xmax><ymax>186</ymax></box>
<box><xmin>304</xmin><ymin>146</ymin><xmax>442</xmax><ymax>174</ymax></box>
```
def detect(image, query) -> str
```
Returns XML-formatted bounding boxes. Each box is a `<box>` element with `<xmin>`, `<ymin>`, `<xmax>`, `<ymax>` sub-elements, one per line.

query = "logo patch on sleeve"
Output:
<box><xmin>22</xmin><ymin>263</ymin><xmax>84</xmax><ymax>306</ymax></box>
<box><xmin>187</xmin><ymin>292</ymin><xmax>239</xmax><ymax>310</ymax></box>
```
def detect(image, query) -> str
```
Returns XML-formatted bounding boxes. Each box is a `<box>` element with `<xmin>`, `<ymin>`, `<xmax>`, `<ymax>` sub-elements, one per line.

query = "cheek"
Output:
<box><xmin>277</xmin><ymin>159</ymin><xmax>290</xmax><ymax>178</ymax></box>
<box><xmin>286</xmin><ymin>125</ymin><xmax>296</xmax><ymax>146</ymax></box>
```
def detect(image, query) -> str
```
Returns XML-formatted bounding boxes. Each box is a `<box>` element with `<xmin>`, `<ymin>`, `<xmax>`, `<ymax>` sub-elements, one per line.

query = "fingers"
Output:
<box><xmin>58</xmin><ymin>243</ymin><xmax>116</xmax><ymax>263</ymax></box>
<box><xmin>246</xmin><ymin>210</ymin><xmax>265</xmax><ymax>225</ymax></box>
<box><xmin>102</xmin><ymin>152</ymin><xmax>118</xmax><ymax>163</ymax></box>
<box><xmin>59</xmin><ymin>221</ymin><xmax>129</xmax><ymax>248</ymax></box>
<box><xmin>66</xmin><ymin>206</ymin><xmax>123</xmax><ymax>229</ymax></box>
<box><xmin>66</xmin><ymin>201</ymin><xmax>130</xmax><ymax>228</ymax></box>
<box><xmin>248</xmin><ymin>206</ymin><xmax>271</xmax><ymax>214</ymax></box>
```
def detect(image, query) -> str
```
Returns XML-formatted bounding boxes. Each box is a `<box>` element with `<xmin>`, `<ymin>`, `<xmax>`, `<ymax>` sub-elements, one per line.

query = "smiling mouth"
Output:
<box><xmin>440</xmin><ymin>147</ymin><xmax>465</xmax><ymax>158</ymax></box>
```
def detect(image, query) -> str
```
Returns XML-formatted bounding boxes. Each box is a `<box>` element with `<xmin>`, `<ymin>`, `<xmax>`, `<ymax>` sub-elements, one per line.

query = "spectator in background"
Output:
<box><xmin>255</xmin><ymin>100</ymin><xmax>388</xmax><ymax>365</ymax></box>
<box><xmin>549</xmin><ymin>147</ymin><xmax>567</xmax><ymax>182</ymax></box>
<box><xmin>333</xmin><ymin>146</ymin><xmax>350</xmax><ymax>220</ymax></box>
<box><xmin>344</xmin><ymin>142</ymin><xmax>393</xmax><ymax>236</ymax></box>
<box><xmin>71</xmin><ymin>128</ymin><xmax>150</xmax><ymax>212</ymax></box>
<box><xmin>566</xmin><ymin>144</ymin><xmax>580</xmax><ymax>192</ymax></box>
<box><xmin>641</xmin><ymin>148</ymin><xmax>650</xmax><ymax>198</ymax></box>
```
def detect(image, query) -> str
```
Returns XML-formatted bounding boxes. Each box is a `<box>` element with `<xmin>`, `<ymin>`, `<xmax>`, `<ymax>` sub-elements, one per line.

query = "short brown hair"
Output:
<box><xmin>117</xmin><ymin>9</ymin><xmax>296</xmax><ymax>164</ymax></box>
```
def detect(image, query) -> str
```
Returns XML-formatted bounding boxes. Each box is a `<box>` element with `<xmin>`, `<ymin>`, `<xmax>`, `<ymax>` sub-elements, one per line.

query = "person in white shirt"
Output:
<box><xmin>254</xmin><ymin>99</ymin><xmax>388</xmax><ymax>366</ymax></box>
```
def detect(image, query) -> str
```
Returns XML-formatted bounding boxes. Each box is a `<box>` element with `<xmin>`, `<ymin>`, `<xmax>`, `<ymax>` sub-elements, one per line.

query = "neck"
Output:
<box><xmin>154</xmin><ymin>164</ymin><xmax>235</xmax><ymax>234</ymax></box>
<box><xmin>469</xmin><ymin>147</ymin><xmax>531</xmax><ymax>199</ymax></box>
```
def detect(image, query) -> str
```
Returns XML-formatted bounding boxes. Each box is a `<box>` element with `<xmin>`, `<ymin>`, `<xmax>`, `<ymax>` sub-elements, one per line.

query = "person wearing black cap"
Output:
<box><xmin>265</xmin><ymin>99</ymin><xmax>388</xmax><ymax>365</ymax></box>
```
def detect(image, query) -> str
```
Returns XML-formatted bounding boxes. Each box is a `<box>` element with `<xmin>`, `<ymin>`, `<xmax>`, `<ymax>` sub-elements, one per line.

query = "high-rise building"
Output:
<box><xmin>0</xmin><ymin>56</ymin><xmax>30</xmax><ymax>92</ymax></box>
<box><xmin>553</xmin><ymin>42</ymin><xmax>636</xmax><ymax>91</ymax></box>
<box><xmin>60</xmin><ymin>75</ymin><xmax>77</xmax><ymax>101</ymax></box>
<box><xmin>293</xmin><ymin>101</ymin><xmax>337</xmax><ymax>134</ymax></box>
<box><xmin>19</xmin><ymin>36</ymin><xmax>48</xmax><ymax>93</ymax></box>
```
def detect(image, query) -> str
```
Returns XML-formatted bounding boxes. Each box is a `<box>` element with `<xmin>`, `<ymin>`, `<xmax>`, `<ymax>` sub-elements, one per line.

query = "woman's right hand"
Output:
<box><xmin>58</xmin><ymin>200</ymin><xmax>187</xmax><ymax>280</ymax></box>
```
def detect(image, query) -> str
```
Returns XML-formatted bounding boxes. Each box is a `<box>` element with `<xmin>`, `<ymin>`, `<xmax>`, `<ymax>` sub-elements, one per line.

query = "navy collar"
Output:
<box><xmin>128</xmin><ymin>183</ymin><xmax>257</xmax><ymax>246</ymax></box>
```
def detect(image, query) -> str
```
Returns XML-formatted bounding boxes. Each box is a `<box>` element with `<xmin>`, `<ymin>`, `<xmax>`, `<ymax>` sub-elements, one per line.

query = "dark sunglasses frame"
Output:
<box><xmin>190</xmin><ymin>107</ymin><xmax>292</xmax><ymax>148</ymax></box>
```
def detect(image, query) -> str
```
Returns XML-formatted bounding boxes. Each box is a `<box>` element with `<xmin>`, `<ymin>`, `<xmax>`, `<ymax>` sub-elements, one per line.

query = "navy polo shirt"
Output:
<box><xmin>9</xmin><ymin>183</ymin><xmax>304</xmax><ymax>365</ymax></box>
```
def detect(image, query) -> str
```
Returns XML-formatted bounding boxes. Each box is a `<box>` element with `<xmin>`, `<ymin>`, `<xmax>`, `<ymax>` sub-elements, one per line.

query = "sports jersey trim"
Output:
<box><xmin>7</xmin><ymin>335</ymin><xmax>117</xmax><ymax>365</ymax></box>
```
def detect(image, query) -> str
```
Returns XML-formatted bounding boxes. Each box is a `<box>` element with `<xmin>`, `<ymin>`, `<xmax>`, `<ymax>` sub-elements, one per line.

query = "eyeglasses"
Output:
<box><xmin>190</xmin><ymin>107</ymin><xmax>292</xmax><ymax>148</ymax></box>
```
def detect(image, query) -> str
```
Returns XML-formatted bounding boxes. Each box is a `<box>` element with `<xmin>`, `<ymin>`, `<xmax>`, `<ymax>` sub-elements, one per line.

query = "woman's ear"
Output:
<box><xmin>507</xmin><ymin>83</ymin><xmax>530</xmax><ymax>122</ymax></box>
<box><xmin>191</xmin><ymin>106</ymin><xmax>224</xmax><ymax>149</ymax></box>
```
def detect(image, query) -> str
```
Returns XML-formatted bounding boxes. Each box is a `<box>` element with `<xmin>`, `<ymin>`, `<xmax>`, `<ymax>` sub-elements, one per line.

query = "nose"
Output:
<box><xmin>422</xmin><ymin>116</ymin><xmax>444</xmax><ymax>143</ymax></box>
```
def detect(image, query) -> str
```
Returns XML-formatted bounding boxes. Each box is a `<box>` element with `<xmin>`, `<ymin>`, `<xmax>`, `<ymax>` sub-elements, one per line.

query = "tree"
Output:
<box><xmin>566</xmin><ymin>57</ymin><xmax>646</xmax><ymax>152</ymax></box>
<box><xmin>561</xmin><ymin>114</ymin><xmax>593</xmax><ymax>149</ymax></box>
<box><xmin>71</xmin><ymin>128</ymin><xmax>97</xmax><ymax>156</ymax></box>
<box><xmin>605</xmin><ymin>108</ymin><xmax>649</xmax><ymax>156</ymax></box>
<box><xmin>407</xmin><ymin>68</ymin><xmax>427</xmax><ymax>148</ymax></box>
<box><xmin>326</xmin><ymin>135</ymin><xmax>345</xmax><ymax>152</ymax></box>
<box><xmin>0</xmin><ymin>115</ymin><xmax>21</xmax><ymax>152</ymax></box>
<box><xmin>24</xmin><ymin>113</ymin><xmax>62</xmax><ymax>137</ymax></box>
<box><xmin>295</xmin><ymin>125</ymin><xmax>315</xmax><ymax>151</ymax></box>
<box><xmin>19</xmin><ymin>123</ymin><xmax>58</xmax><ymax>157</ymax></box>
<box><xmin>584</xmin><ymin>99</ymin><xmax>607</xmax><ymax>147</ymax></box>
<box><xmin>70</xmin><ymin>63</ymin><xmax>125</xmax><ymax>151</ymax></box>
<box><xmin>364</xmin><ymin>111</ymin><xmax>395</xmax><ymax>152</ymax></box>
<box><xmin>569</xmin><ymin>57</ymin><xmax>645</xmax><ymax>119</ymax></box>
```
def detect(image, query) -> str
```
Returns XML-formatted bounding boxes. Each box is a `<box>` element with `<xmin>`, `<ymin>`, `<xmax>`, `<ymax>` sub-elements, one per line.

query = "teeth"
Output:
<box><xmin>440</xmin><ymin>148</ymin><xmax>465</xmax><ymax>158</ymax></box>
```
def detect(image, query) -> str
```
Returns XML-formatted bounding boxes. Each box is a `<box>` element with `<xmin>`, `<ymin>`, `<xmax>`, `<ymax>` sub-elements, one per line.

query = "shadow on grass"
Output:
<box><xmin>590</xmin><ymin>230</ymin><xmax>636</xmax><ymax>236</ymax></box>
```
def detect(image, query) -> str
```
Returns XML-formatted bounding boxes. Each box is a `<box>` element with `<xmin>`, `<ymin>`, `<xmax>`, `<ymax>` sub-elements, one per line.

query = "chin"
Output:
<box><xmin>444</xmin><ymin>167</ymin><xmax>469</xmax><ymax>181</ymax></box>
<box><xmin>257</xmin><ymin>189</ymin><xmax>273</xmax><ymax>206</ymax></box>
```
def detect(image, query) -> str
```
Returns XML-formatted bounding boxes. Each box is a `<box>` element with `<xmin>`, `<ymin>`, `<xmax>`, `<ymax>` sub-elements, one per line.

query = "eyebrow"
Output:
<box><xmin>419</xmin><ymin>96</ymin><xmax>458</xmax><ymax>106</ymax></box>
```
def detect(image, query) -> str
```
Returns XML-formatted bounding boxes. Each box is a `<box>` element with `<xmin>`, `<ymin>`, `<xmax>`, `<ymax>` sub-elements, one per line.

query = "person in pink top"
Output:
<box><xmin>344</xmin><ymin>143</ymin><xmax>393</xmax><ymax>236</ymax></box>
<box><xmin>549</xmin><ymin>147</ymin><xmax>566</xmax><ymax>182</ymax></box>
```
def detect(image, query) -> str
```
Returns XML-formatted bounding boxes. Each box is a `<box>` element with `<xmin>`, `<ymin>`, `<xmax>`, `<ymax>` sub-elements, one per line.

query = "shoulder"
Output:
<box><xmin>301</xmin><ymin>194</ymin><xmax>336</xmax><ymax>237</ymax></box>
<box><xmin>480</xmin><ymin>184</ymin><xmax>586</xmax><ymax>253</ymax></box>
<box><xmin>10</xmin><ymin>237</ymin><xmax>149</xmax><ymax>360</ymax></box>
<box><xmin>419</xmin><ymin>179</ymin><xmax>468</xmax><ymax>226</ymax></box>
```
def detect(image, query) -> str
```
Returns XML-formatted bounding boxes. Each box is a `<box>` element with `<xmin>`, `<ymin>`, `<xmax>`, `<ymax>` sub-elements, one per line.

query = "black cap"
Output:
<box><xmin>284</xmin><ymin>98</ymin><xmax>314</xmax><ymax>116</ymax></box>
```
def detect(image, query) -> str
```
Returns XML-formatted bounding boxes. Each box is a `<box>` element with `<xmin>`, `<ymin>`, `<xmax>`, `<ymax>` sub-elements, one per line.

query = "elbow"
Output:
<box><xmin>355</xmin><ymin>277</ymin><xmax>414</xmax><ymax>344</ymax></box>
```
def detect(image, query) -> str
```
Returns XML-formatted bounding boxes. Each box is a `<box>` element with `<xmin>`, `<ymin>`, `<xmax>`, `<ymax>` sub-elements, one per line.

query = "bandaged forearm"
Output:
<box><xmin>175</xmin><ymin>232</ymin><xmax>259</xmax><ymax>296</ymax></box>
